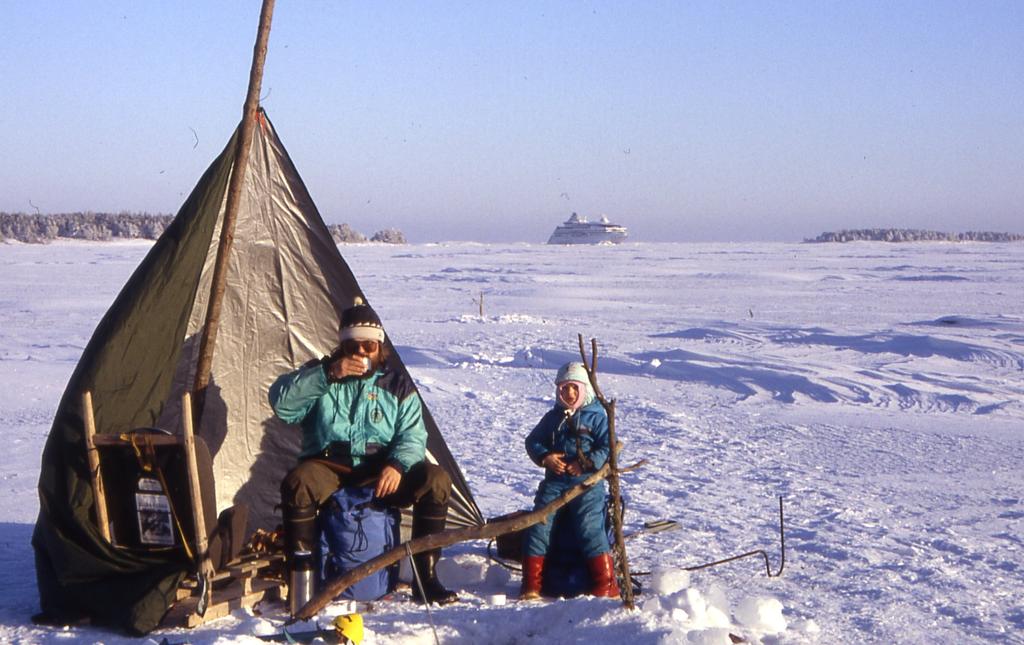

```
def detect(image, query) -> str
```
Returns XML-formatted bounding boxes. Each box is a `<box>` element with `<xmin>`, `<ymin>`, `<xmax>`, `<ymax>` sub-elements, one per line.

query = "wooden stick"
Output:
<box><xmin>181</xmin><ymin>393</ymin><xmax>210</xmax><ymax>561</ymax></box>
<box><xmin>181</xmin><ymin>392</ymin><xmax>215</xmax><ymax>610</ymax></box>
<box><xmin>192</xmin><ymin>0</ymin><xmax>276</xmax><ymax>417</ymax></box>
<box><xmin>91</xmin><ymin>434</ymin><xmax>182</xmax><ymax>447</ymax></box>
<box><xmin>81</xmin><ymin>391</ymin><xmax>111</xmax><ymax>543</ymax></box>
<box><xmin>578</xmin><ymin>334</ymin><xmax>635</xmax><ymax>610</ymax></box>
<box><xmin>296</xmin><ymin>456</ymin><xmax>634</xmax><ymax>621</ymax></box>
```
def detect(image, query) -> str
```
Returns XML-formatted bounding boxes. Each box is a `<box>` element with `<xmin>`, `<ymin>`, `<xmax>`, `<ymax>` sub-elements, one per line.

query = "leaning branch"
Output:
<box><xmin>295</xmin><ymin>454</ymin><xmax>633</xmax><ymax>621</ymax></box>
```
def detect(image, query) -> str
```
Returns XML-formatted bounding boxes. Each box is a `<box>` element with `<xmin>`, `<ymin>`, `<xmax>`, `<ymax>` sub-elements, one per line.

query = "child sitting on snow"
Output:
<box><xmin>519</xmin><ymin>361</ymin><xmax>620</xmax><ymax>600</ymax></box>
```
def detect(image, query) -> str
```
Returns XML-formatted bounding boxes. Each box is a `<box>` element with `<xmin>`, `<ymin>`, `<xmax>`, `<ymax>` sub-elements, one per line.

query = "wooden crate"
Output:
<box><xmin>164</xmin><ymin>554</ymin><xmax>287</xmax><ymax>628</ymax></box>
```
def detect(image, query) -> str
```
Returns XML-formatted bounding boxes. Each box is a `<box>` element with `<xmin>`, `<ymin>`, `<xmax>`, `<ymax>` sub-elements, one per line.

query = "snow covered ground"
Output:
<box><xmin>1</xmin><ymin>240</ymin><xmax>1022</xmax><ymax>643</ymax></box>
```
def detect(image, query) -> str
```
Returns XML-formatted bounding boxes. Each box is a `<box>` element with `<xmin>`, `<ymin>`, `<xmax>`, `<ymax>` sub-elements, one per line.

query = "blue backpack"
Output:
<box><xmin>317</xmin><ymin>486</ymin><xmax>400</xmax><ymax>600</ymax></box>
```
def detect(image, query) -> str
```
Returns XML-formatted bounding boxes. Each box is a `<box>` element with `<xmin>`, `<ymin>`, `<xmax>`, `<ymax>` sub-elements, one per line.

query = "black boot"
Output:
<box><xmin>411</xmin><ymin>504</ymin><xmax>458</xmax><ymax>605</ymax></box>
<box><xmin>411</xmin><ymin>550</ymin><xmax>458</xmax><ymax>605</ymax></box>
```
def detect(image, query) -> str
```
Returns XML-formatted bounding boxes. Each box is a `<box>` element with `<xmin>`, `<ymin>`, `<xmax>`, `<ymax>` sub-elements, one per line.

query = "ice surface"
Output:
<box><xmin>2</xmin><ymin>240</ymin><xmax>1023</xmax><ymax>643</ymax></box>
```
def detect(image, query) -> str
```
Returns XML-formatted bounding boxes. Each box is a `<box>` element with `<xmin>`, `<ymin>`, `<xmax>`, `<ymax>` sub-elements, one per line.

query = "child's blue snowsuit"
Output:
<box><xmin>523</xmin><ymin>399</ymin><xmax>612</xmax><ymax>558</ymax></box>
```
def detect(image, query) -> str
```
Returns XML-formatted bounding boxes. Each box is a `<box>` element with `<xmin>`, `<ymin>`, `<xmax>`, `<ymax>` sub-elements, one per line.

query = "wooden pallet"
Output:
<box><xmin>163</xmin><ymin>554</ymin><xmax>287</xmax><ymax>628</ymax></box>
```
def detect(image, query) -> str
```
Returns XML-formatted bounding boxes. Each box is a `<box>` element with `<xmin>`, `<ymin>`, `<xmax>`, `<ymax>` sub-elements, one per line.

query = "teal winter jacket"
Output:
<box><xmin>269</xmin><ymin>361</ymin><xmax>427</xmax><ymax>472</ymax></box>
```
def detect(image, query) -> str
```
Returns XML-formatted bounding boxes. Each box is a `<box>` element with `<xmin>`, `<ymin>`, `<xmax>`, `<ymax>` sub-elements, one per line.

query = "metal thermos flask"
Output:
<box><xmin>288</xmin><ymin>550</ymin><xmax>315</xmax><ymax>617</ymax></box>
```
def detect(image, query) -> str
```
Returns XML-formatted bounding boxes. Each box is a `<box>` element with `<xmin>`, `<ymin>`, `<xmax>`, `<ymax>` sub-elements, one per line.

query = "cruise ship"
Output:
<box><xmin>546</xmin><ymin>212</ymin><xmax>629</xmax><ymax>245</ymax></box>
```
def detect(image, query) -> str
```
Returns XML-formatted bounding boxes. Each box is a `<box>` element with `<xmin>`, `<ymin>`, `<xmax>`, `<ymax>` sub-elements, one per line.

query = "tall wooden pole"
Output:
<box><xmin>192</xmin><ymin>0</ymin><xmax>276</xmax><ymax>417</ymax></box>
<box><xmin>578</xmin><ymin>334</ymin><xmax>635</xmax><ymax>610</ymax></box>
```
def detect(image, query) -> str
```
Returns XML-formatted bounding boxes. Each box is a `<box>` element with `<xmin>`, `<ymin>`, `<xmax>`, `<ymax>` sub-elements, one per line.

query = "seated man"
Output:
<box><xmin>269</xmin><ymin>298</ymin><xmax>457</xmax><ymax>605</ymax></box>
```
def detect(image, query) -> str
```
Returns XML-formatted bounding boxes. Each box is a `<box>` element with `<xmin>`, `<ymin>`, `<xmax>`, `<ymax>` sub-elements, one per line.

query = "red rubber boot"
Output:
<box><xmin>587</xmin><ymin>553</ymin><xmax>621</xmax><ymax>598</ymax></box>
<box><xmin>519</xmin><ymin>555</ymin><xmax>545</xmax><ymax>600</ymax></box>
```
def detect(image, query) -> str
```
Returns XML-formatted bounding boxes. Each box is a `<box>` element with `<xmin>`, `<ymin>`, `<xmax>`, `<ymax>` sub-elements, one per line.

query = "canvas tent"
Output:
<box><xmin>32</xmin><ymin>110</ymin><xmax>484</xmax><ymax>633</ymax></box>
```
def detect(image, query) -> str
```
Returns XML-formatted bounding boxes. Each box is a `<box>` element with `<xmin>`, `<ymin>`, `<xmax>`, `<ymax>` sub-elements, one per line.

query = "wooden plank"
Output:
<box><xmin>226</xmin><ymin>554</ymin><xmax>285</xmax><ymax>577</ymax></box>
<box><xmin>176</xmin><ymin>552</ymin><xmax>282</xmax><ymax>589</ymax></box>
<box><xmin>179</xmin><ymin>554</ymin><xmax>285</xmax><ymax>588</ymax></box>
<box><xmin>91</xmin><ymin>434</ymin><xmax>183</xmax><ymax>447</ymax></box>
<box><xmin>81</xmin><ymin>391</ymin><xmax>111</xmax><ymax>543</ymax></box>
<box><xmin>166</xmin><ymin>577</ymin><xmax>286</xmax><ymax>628</ymax></box>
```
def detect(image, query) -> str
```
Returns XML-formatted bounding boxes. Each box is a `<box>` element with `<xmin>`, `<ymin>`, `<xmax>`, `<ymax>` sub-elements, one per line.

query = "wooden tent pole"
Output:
<box><xmin>81</xmin><ymin>390</ymin><xmax>112</xmax><ymax>543</ymax></box>
<box><xmin>192</xmin><ymin>0</ymin><xmax>276</xmax><ymax>416</ymax></box>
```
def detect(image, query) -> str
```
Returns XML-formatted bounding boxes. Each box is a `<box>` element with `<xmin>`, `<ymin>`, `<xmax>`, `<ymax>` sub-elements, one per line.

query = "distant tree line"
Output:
<box><xmin>328</xmin><ymin>224</ymin><xmax>407</xmax><ymax>244</ymax></box>
<box><xmin>1</xmin><ymin>212</ymin><xmax>407</xmax><ymax>244</ymax></box>
<box><xmin>806</xmin><ymin>228</ymin><xmax>1024</xmax><ymax>243</ymax></box>
<box><xmin>0</xmin><ymin>212</ymin><xmax>172</xmax><ymax>243</ymax></box>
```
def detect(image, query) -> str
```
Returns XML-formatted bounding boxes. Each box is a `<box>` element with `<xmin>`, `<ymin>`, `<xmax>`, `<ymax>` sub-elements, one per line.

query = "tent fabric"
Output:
<box><xmin>33</xmin><ymin>111</ymin><xmax>483</xmax><ymax>634</ymax></box>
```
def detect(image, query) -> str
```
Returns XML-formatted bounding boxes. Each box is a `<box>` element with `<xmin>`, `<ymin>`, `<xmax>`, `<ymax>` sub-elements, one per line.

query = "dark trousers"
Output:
<box><xmin>281</xmin><ymin>459</ymin><xmax>452</xmax><ymax>519</ymax></box>
<box><xmin>280</xmin><ymin>458</ymin><xmax>456</xmax><ymax>599</ymax></box>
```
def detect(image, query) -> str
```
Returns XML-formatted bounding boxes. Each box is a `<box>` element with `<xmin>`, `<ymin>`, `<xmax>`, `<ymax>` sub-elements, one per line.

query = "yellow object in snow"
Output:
<box><xmin>334</xmin><ymin>613</ymin><xmax>363</xmax><ymax>644</ymax></box>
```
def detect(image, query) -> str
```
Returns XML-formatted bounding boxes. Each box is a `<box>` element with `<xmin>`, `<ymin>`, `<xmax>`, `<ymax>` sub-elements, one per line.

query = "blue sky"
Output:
<box><xmin>1</xmin><ymin>1</ymin><xmax>1021</xmax><ymax>242</ymax></box>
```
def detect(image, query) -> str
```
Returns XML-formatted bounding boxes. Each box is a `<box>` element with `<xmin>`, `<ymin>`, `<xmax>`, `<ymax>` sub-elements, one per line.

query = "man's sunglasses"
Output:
<box><xmin>342</xmin><ymin>339</ymin><xmax>380</xmax><ymax>353</ymax></box>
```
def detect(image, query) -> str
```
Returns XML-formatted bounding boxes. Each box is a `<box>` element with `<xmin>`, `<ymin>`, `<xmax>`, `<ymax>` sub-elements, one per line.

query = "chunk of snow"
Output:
<box><xmin>251</xmin><ymin>618</ymin><xmax>278</xmax><ymax>636</ymax></box>
<box><xmin>735</xmin><ymin>596</ymin><xmax>787</xmax><ymax>634</ymax></box>
<box><xmin>684</xmin><ymin>587</ymin><xmax>708</xmax><ymax>622</ymax></box>
<box><xmin>650</xmin><ymin>565</ymin><xmax>691</xmax><ymax>595</ymax></box>
<box><xmin>705</xmin><ymin>583</ymin><xmax>731</xmax><ymax>616</ymax></box>
<box><xmin>642</xmin><ymin>596</ymin><xmax>664</xmax><ymax>613</ymax></box>
<box><xmin>687</xmin><ymin>627</ymin><xmax>735</xmax><ymax>644</ymax></box>
<box><xmin>705</xmin><ymin>605</ymin><xmax>731</xmax><ymax>629</ymax></box>
<box><xmin>435</xmin><ymin>555</ymin><xmax>486</xmax><ymax>585</ymax></box>
<box><xmin>483</xmin><ymin>563</ymin><xmax>512</xmax><ymax>587</ymax></box>
<box><xmin>658</xmin><ymin>629</ymin><xmax>688</xmax><ymax>645</ymax></box>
